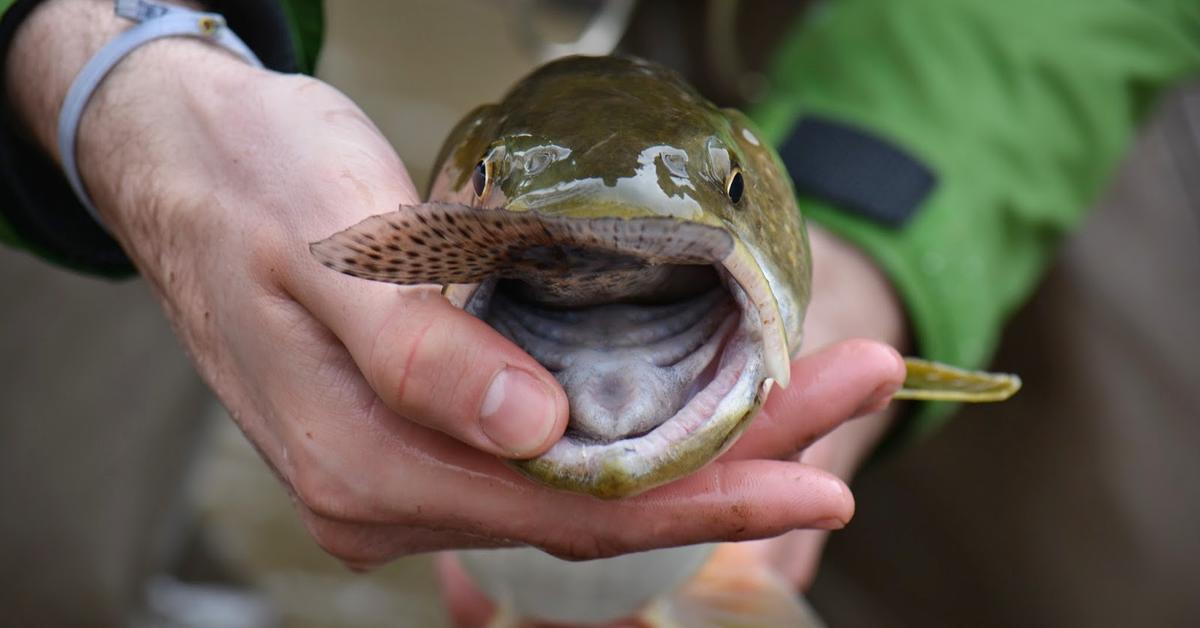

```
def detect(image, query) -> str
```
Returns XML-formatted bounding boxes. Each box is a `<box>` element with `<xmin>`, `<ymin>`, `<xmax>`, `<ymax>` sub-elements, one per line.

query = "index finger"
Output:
<box><xmin>723</xmin><ymin>338</ymin><xmax>905</xmax><ymax>461</ymax></box>
<box><xmin>282</xmin><ymin>385</ymin><xmax>855</xmax><ymax>561</ymax></box>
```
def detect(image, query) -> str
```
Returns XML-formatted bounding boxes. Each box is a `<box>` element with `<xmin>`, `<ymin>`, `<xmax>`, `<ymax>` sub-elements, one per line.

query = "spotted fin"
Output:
<box><xmin>894</xmin><ymin>358</ymin><xmax>1022</xmax><ymax>402</ymax></box>
<box><xmin>309</xmin><ymin>202</ymin><xmax>733</xmax><ymax>286</ymax></box>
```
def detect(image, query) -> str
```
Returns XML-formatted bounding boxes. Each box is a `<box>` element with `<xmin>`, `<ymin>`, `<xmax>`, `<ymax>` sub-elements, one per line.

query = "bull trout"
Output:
<box><xmin>312</xmin><ymin>56</ymin><xmax>1019</xmax><ymax>626</ymax></box>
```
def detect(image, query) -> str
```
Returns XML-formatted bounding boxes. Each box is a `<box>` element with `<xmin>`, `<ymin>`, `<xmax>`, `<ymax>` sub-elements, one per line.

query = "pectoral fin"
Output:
<box><xmin>309</xmin><ymin>202</ymin><xmax>733</xmax><ymax>287</ymax></box>
<box><xmin>894</xmin><ymin>358</ymin><xmax>1021</xmax><ymax>402</ymax></box>
<box><xmin>638</xmin><ymin>544</ymin><xmax>825</xmax><ymax>628</ymax></box>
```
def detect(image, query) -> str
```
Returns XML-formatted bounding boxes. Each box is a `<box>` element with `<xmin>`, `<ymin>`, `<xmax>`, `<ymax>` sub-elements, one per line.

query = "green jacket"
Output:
<box><xmin>2</xmin><ymin>0</ymin><xmax>1198</xmax><ymax>438</ymax></box>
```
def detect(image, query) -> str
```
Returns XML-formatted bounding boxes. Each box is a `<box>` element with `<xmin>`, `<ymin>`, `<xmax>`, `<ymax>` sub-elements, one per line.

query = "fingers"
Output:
<box><xmin>326</xmin><ymin>457</ymin><xmax>849</xmax><ymax>563</ymax></box>
<box><xmin>742</xmin><ymin>529</ymin><xmax>832</xmax><ymax>592</ymax></box>
<box><xmin>280</xmin><ymin>389</ymin><xmax>854</xmax><ymax>563</ymax></box>
<box><xmin>723</xmin><ymin>338</ymin><xmax>905</xmax><ymax>461</ymax></box>
<box><xmin>298</xmin><ymin>515</ymin><xmax>519</xmax><ymax>573</ymax></box>
<box><xmin>288</xmin><ymin>276</ymin><xmax>568</xmax><ymax>458</ymax></box>
<box><xmin>271</xmin><ymin>283</ymin><xmax>885</xmax><ymax>569</ymax></box>
<box><xmin>268</xmin><ymin>334</ymin><xmax>876</xmax><ymax>567</ymax></box>
<box><xmin>307</xmin><ymin>427</ymin><xmax>854</xmax><ymax>557</ymax></box>
<box><xmin>436</xmin><ymin>553</ymin><xmax>497</xmax><ymax>628</ymax></box>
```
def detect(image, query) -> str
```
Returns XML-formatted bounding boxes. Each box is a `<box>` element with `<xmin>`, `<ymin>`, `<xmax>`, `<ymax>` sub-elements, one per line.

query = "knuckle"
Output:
<box><xmin>290</xmin><ymin>455</ymin><xmax>364</xmax><ymax>524</ymax></box>
<box><xmin>372</xmin><ymin>314</ymin><xmax>439</xmax><ymax>412</ymax></box>
<box><xmin>373</xmin><ymin>310</ymin><xmax>483</xmax><ymax>425</ymax></box>
<box><xmin>302</xmin><ymin>517</ymin><xmax>386</xmax><ymax>565</ymax></box>
<box><xmin>537</xmin><ymin>531</ymin><xmax>624</xmax><ymax>562</ymax></box>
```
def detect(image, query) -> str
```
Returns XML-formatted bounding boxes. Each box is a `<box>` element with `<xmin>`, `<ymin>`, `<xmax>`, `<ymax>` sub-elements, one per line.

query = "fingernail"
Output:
<box><xmin>853</xmin><ymin>381</ymin><xmax>902</xmax><ymax>417</ymax></box>
<box><xmin>813</xmin><ymin>517</ymin><xmax>846</xmax><ymax>530</ymax></box>
<box><xmin>480</xmin><ymin>367</ymin><xmax>558</xmax><ymax>457</ymax></box>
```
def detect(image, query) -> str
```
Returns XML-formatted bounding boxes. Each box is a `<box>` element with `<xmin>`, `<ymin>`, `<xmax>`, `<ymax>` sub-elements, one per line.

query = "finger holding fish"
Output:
<box><xmin>280</xmin><ymin>395</ymin><xmax>856</xmax><ymax>562</ymax></box>
<box><xmin>721</xmin><ymin>338</ymin><xmax>906</xmax><ymax>462</ymax></box>
<box><xmin>307</xmin><ymin>56</ymin><xmax>1022</xmax><ymax>626</ymax></box>
<box><xmin>281</xmin><ymin>267</ymin><xmax>570</xmax><ymax>459</ymax></box>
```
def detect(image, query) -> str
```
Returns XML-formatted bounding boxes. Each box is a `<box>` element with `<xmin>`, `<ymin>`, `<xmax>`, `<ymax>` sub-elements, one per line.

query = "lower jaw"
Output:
<box><xmin>457</xmin><ymin>263</ymin><xmax>772</xmax><ymax>499</ymax></box>
<box><xmin>509</xmin><ymin>308</ymin><xmax>767</xmax><ymax>499</ymax></box>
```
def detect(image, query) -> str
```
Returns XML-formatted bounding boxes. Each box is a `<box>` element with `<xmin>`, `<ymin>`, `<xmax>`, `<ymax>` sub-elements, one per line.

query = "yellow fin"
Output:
<box><xmin>894</xmin><ymin>357</ymin><xmax>1022</xmax><ymax>403</ymax></box>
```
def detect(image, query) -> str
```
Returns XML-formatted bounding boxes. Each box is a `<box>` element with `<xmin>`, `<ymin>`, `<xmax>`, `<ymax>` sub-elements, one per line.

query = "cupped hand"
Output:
<box><xmin>64</xmin><ymin>41</ymin><xmax>904</xmax><ymax>571</ymax></box>
<box><xmin>434</xmin><ymin>222</ymin><xmax>908</xmax><ymax>626</ymax></box>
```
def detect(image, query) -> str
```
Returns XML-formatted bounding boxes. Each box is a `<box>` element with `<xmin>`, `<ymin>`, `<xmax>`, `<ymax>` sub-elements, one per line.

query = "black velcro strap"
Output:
<box><xmin>779</xmin><ymin>116</ymin><xmax>936</xmax><ymax>228</ymax></box>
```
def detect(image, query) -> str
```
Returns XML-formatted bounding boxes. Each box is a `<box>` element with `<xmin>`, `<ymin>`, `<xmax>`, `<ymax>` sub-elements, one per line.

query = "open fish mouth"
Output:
<box><xmin>468</xmin><ymin>258</ymin><xmax>770</xmax><ymax>498</ymax></box>
<box><xmin>311</xmin><ymin>202</ymin><xmax>791</xmax><ymax>498</ymax></box>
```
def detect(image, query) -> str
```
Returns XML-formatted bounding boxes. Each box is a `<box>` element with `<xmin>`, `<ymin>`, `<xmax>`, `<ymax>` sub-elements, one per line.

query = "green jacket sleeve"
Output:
<box><xmin>0</xmin><ymin>0</ymin><xmax>326</xmax><ymax>275</ymax></box>
<box><xmin>750</xmin><ymin>0</ymin><xmax>1200</xmax><ymax>439</ymax></box>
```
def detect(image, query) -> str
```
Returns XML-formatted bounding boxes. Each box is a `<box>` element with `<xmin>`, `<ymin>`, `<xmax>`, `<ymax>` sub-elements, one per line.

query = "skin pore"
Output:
<box><xmin>7</xmin><ymin>0</ymin><xmax>907</xmax><ymax>622</ymax></box>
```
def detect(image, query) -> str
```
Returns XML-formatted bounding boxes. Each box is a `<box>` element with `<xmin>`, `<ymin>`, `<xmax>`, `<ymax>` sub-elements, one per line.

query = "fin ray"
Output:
<box><xmin>894</xmin><ymin>357</ymin><xmax>1022</xmax><ymax>402</ymax></box>
<box><xmin>310</xmin><ymin>202</ymin><xmax>734</xmax><ymax>286</ymax></box>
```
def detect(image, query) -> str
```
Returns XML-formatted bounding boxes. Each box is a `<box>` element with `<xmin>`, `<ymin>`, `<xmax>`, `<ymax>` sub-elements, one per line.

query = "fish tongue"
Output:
<box><xmin>309</xmin><ymin>202</ymin><xmax>733</xmax><ymax>287</ymax></box>
<box><xmin>486</xmin><ymin>289</ymin><xmax>734</xmax><ymax>443</ymax></box>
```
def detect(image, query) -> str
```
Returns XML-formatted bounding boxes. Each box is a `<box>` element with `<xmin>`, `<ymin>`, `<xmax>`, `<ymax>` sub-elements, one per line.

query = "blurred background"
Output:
<box><xmin>1</xmin><ymin>1</ymin><xmax>1197</xmax><ymax>627</ymax></box>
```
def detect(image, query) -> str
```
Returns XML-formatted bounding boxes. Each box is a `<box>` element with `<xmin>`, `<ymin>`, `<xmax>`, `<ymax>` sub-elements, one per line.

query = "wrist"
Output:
<box><xmin>6</xmin><ymin>0</ymin><xmax>269</xmax><ymax>236</ymax></box>
<box><xmin>6</xmin><ymin>0</ymin><xmax>205</xmax><ymax>151</ymax></box>
<box><xmin>77</xmin><ymin>35</ymin><xmax>268</xmax><ymax>227</ymax></box>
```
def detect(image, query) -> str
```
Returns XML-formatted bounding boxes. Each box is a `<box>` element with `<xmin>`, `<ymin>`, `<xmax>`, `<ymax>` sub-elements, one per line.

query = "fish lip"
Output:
<box><xmin>509</xmin><ymin>294</ymin><xmax>764</xmax><ymax>499</ymax></box>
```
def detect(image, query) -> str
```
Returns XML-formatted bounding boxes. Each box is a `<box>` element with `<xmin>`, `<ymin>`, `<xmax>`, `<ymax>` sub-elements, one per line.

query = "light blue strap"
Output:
<box><xmin>57</xmin><ymin>1</ymin><xmax>262</xmax><ymax>231</ymax></box>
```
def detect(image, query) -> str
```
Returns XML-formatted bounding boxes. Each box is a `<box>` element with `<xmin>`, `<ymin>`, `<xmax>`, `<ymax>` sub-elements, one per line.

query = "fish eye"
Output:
<box><xmin>725</xmin><ymin>167</ymin><xmax>745</xmax><ymax>204</ymax></box>
<box><xmin>471</xmin><ymin>159</ymin><xmax>491</xmax><ymax>199</ymax></box>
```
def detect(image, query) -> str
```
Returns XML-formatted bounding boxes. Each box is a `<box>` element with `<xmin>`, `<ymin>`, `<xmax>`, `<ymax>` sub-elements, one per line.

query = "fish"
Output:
<box><xmin>311</xmin><ymin>55</ymin><xmax>1019</xmax><ymax>626</ymax></box>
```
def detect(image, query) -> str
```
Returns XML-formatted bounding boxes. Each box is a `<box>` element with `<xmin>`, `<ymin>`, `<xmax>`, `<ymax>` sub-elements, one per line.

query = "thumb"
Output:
<box><xmin>290</xmin><ymin>272</ymin><xmax>568</xmax><ymax>459</ymax></box>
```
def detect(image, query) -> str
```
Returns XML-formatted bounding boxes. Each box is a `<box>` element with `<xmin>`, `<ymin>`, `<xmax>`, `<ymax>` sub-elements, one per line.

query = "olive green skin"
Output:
<box><xmin>427</xmin><ymin>56</ymin><xmax>812</xmax><ymax>496</ymax></box>
<box><xmin>430</xmin><ymin>57</ymin><xmax>809</xmax><ymax>295</ymax></box>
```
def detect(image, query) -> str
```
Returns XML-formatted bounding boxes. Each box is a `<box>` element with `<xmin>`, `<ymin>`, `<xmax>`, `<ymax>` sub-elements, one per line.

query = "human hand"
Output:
<box><xmin>433</xmin><ymin>225</ymin><xmax>908</xmax><ymax>627</ymax></box>
<box><xmin>8</xmin><ymin>3</ymin><xmax>907</xmax><ymax>571</ymax></box>
<box><xmin>436</xmin><ymin>339</ymin><xmax>906</xmax><ymax>628</ymax></box>
<box><xmin>435</xmin><ymin>225</ymin><xmax>908</xmax><ymax>626</ymax></box>
<box><xmin>742</xmin><ymin>223</ymin><xmax>910</xmax><ymax>591</ymax></box>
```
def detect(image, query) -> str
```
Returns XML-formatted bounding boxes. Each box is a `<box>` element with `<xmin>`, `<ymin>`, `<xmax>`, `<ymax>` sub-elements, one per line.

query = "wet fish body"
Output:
<box><xmin>315</xmin><ymin>55</ymin><xmax>812</xmax><ymax>500</ymax></box>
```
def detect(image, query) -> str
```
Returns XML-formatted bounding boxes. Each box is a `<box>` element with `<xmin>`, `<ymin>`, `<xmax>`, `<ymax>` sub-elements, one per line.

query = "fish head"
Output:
<box><xmin>315</xmin><ymin>56</ymin><xmax>811</xmax><ymax>498</ymax></box>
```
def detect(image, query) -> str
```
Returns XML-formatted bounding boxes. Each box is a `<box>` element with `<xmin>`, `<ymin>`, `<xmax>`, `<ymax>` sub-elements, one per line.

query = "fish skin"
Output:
<box><xmin>312</xmin><ymin>56</ymin><xmax>1020</xmax><ymax>500</ymax></box>
<box><xmin>426</xmin><ymin>55</ymin><xmax>811</xmax><ymax>357</ymax></box>
<box><xmin>315</xmin><ymin>56</ymin><xmax>809</xmax><ymax>499</ymax></box>
<box><xmin>425</xmin><ymin>56</ymin><xmax>810</xmax><ymax>498</ymax></box>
